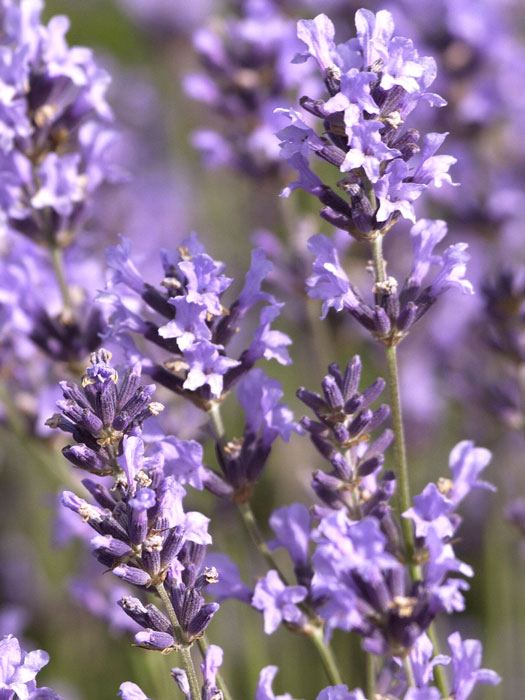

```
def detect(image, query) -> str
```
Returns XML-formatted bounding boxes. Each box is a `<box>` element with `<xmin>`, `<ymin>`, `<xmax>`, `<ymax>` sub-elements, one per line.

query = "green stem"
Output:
<box><xmin>371</xmin><ymin>231</ymin><xmax>386</xmax><ymax>285</ymax></box>
<box><xmin>50</xmin><ymin>244</ymin><xmax>73</xmax><ymax>316</ymax></box>
<box><xmin>155</xmin><ymin>584</ymin><xmax>201</xmax><ymax>700</ymax></box>
<box><xmin>208</xmin><ymin>401</ymin><xmax>225</xmax><ymax>443</ymax></box>
<box><xmin>197</xmin><ymin>636</ymin><xmax>234</xmax><ymax>700</ymax></box>
<box><xmin>366</xmin><ymin>652</ymin><xmax>376</xmax><ymax>699</ymax></box>
<box><xmin>237</xmin><ymin>501</ymin><xmax>292</xmax><ymax>586</ymax></box>
<box><xmin>309</xmin><ymin>626</ymin><xmax>344</xmax><ymax>686</ymax></box>
<box><xmin>426</xmin><ymin>624</ymin><xmax>449</xmax><ymax>697</ymax></box>
<box><xmin>370</xmin><ymin>238</ymin><xmax>449</xmax><ymax>698</ymax></box>
<box><xmin>403</xmin><ymin>656</ymin><xmax>416</xmax><ymax>688</ymax></box>
<box><xmin>385</xmin><ymin>344</ymin><xmax>419</xmax><ymax>577</ymax></box>
<box><xmin>370</xmin><ymin>238</ymin><xmax>417</xmax><ymax>576</ymax></box>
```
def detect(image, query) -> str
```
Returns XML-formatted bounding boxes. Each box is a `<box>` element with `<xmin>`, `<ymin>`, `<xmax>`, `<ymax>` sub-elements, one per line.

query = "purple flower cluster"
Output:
<box><xmin>47</xmin><ymin>349</ymin><xmax>161</xmax><ymax>475</ymax></box>
<box><xmin>306</xmin><ymin>219</ymin><xmax>472</xmax><ymax>344</ymax></box>
<box><xmin>277</xmin><ymin>10</ymin><xmax>456</xmax><ymax>237</ymax></box>
<box><xmin>102</xmin><ymin>234</ymin><xmax>292</xmax><ymax>404</ymax></box>
<box><xmin>0</xmin><ymin>0</ymin><xmax>116</xmax><ymax>245</ymax></box>
<box><xmin>246</xmin><ymin>432</ymin><xmax>500</xmax><ymax>698</ymax></box>
<box><xmin>0</xmin><ymin>2</ymin><xmax>513</xmax><ymax>699</ymax></box>
<box><xmin>255</xmin><ymin>629</ymin><xmax>500</xmax><ymax>700</ymax></box>
<box><xmin>297</xmin><ymin>356</ymin><xmax>393</xmax><ymax>510</ymax></box>
<box><xmin>50</xmin><ymin>351</ymin><xmax>220</xmax><ymax>653</ymax></box>
<box><xmin>184</xmin><ymin>0</ymin><xmax>313</xmax><ymax>177</ymax></box>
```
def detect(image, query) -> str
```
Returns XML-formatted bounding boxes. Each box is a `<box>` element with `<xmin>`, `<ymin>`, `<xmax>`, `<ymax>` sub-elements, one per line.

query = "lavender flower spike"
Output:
<box><xmin>279</xmin><ymin>9</ymin><xmax>453</xmax><ymax>236</ymax></box>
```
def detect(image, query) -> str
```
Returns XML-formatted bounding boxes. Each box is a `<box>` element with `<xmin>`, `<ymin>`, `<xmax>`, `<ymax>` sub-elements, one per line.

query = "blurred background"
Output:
<box><xmin>1</xmin><ymin>0</ymin><xmax>525</xmax><ymax>697</ymax></box>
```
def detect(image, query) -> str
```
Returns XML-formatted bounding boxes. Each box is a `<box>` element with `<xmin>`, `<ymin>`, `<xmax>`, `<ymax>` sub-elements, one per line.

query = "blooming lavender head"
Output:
<box><xmin>277</xmin><ymin>10</ymin><xmax>455</xmax><ymax>239</ymax></box>
<box><xmin>305</xmin><ymin>220</ymin><xmax>473</xmax><ymax>345</ymax></box>
<box><xmin>0</xmin><ymin>1</ymin><xmax>117</xmax><ymax>246</ymax></box>
<box><xmin>48</xmin><ymin>349</ymin><xmax>162</xmax><ymax>476</ymax></box>
<box><xmin>184</xmin><ymin>0</ymin><xmax>313</xmax><ymax>178</ymax></box>
<box><xmin>60</xmin><ymin>428</ymin><xmax>219</xmax><ymax>649</ymax></box>
<box><xmin>102</xmin><ymin>235</ymin><xmax>292</xmax><ymax>407</ymax></box>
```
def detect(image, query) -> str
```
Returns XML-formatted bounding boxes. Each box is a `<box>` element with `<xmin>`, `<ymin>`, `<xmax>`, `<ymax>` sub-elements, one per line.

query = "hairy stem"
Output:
<box><xmin>309</xmin><ymin>626</ymin><xmax>344</xmax><ymax>687</ymax></box>
<box><xmin>155</xmin><ymin>584</ymin><xmax>201</xmax><ymax>700</ymax></box>
<box><xmin>370</xmin><ymin>237</ymin><xmax>449</xmax><ymax>697</ymax></box>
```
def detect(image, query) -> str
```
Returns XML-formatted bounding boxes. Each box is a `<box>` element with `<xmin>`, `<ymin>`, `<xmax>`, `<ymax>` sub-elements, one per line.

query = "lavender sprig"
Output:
<box><xmin>49</xmin><ymin>350</ymin><xmax>225</xmax><ymax>700</ymax></box>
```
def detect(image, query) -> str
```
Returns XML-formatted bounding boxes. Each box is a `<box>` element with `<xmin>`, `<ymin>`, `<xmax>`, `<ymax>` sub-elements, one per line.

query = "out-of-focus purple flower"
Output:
<box><xmin>256</xmin><ymin>666</ymin><xmax>302</xmax><ymax>700</ymax></box>
<box><xmin>185</xmin><ymin>0</ymin><xmax>313</xmax><ymax>178</ymax></box>
<box><xmin>315</xmin><ymin>687</ymin><xmax>363</xmax><ymax>700</ymax></box>
<box><xmin>155</xmin><ymin>436</ymin><xmax>206</xmax><ymax>491</ymax></box>
<box><xmin>237</xmin><ymin>368</ymin><xmax>298</xmax><ymax>446</ymax></box>
<box><xmin>252</xmin><ymin>569</ymin><xmax>307</xmax><ymax>634</ymax></box>
<box><xmin>408</xmin><ymin>632</ymin><xmax>450</xmax><ymax>689</ymax></box>
<box><xmin>201</xmin><ymin>644</ymin><xmax>223</xmax><ymax>700</ymax></box>
<box><xmin>403</xmin><ymin>483</ymin><xmax>454</xmax><ymax>539</ymax></box>
<box><xmin>183</xmin><ymin>341</ymin><xmax>240</xmax><ymax>397</ymax></box>
<box><xmin>207</xmin><ymin>367</ymin><xmax>299</xmax><ymax>502</ymax></box>
<box><xmin>306</xmin><ymin>235</ymin><xmax>361</xmax><ymax>318</ymax></box>
<box><xmin>118</xmin><ymin>681</ymin><xmax>152</xmax><ymax>700</ymax></box>
<box><xmin>117</xmin><ymin>0</ymin><xmax>213</xmax><ymax>34</ymax></box>
<box><xmin>0</xmin><ymin>3</ymin><xmax>117</xmax><ymax>245</ymax></box>
<box><xmin>446</xmin><ymin>440</ymin><xmax>495</xmax><ymax>505</ymax></box>
<box><xmin>0</xmin><ymin>635</ymin><xmax>62</xmax><ymax>699</ymax></box>
<box><xmin>448</xmin><ymin>631</ymin><xmax>501</xmax><ymax>699</ymax></box>
<box><xmin>268</xmin><ymin>504</ymin><xmax>311</xmax><ymax>572</ymax></box>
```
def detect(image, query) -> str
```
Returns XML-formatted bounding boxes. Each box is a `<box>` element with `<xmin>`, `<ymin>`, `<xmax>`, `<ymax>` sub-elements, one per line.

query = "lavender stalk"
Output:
<box><xmin>155</xmin><ymin>583</ymin><xmax>201</xmax><ymax>700</ymax></box>
<box><xmin>208</xmin><ymin>401</ymin><xmax>344</xmax><ymax>687</ymax></box>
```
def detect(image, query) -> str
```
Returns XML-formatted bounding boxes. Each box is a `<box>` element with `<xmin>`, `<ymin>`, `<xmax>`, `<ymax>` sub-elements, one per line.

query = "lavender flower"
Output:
<box><xmin>256</xmin><ymin>666</ymin><xmax>301</xmax><ymax>700</ymax></box>
<box><xmin>185</xmin><ymin>0</ymin><xmax>313</xmax><ymax>178</ymax></box>
<box><xmin>306</xmin><ymin>220</ymin><xmax>473</xmax><ymax>345</ymax></box>
<box><xmin>47</xmin><ymin>349</ymin><xmax>162</xmax><ymax>476</ymax></box>
<box><xmin>0</xmin><ymin>2</ymin><xmax>116</xmax><ymax>245</ymax></box>
<box><xmin>208</xmin><ymin>368</ymin><xmax>299</xmax><ymax>502</ymax></box>
<box><xmin>119</xmin><ymin>682</ymin><xmax>152</xmax><ymax>700</ymax></box>
<box><xmin>447</xmin><ymin>631</ymin><xmax>501</xmax><ymax>698</ymax></box>
<box><xmin>278</xmin><ymin>10</ymin><xmax>453</xmax><ymax>238</ymax></box>
<box><xmin>0</xmin><ymin>634</ymin><xmax>62</xmax><ymax>699</ymax></box>
<box><xmin>103</xmin><ymin>235</ymin><xmax>292</xmax><ymax>404</ymax></box>
<box><xmin>252</xmin><ymin>570</ymin><xmax>307</xmax><ymax>634</ymax></box>
<box><xmin>297</xmin><ymin>356</ymin><xmax>392</xmax><ymax>511</ymax></box>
